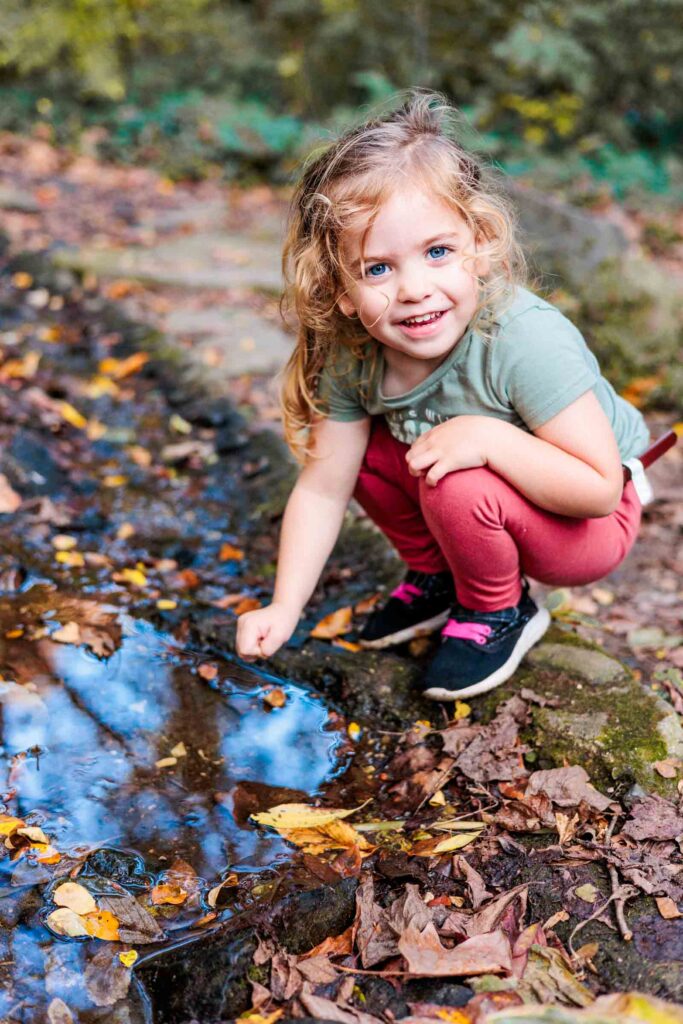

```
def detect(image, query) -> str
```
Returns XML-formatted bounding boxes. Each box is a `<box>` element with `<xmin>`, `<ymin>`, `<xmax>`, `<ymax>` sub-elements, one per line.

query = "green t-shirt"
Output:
<box><xmin>317</xmin><ymin>287</ymin><xmax>649</xmax><ymax>461</ymax></box>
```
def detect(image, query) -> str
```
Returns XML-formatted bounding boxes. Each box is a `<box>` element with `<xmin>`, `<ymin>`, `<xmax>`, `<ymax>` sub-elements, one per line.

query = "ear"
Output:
<box><xmin>337</xmin><ymin>292</ymin><xmax>356</xmax><ymax>317</ymax></box>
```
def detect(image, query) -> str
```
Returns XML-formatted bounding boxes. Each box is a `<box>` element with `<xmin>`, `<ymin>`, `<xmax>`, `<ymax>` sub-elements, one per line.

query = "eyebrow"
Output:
<box><xmin>358</xmin><ymin>233</ymin><xmax>462</xmax><ymax>268</ymax></box>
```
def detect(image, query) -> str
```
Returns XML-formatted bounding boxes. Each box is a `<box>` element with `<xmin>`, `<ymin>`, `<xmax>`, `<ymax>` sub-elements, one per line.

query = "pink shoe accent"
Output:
<box><xmin>390</xmin><ymin>582</ymin><xmax>424</xmax><ymax>604</ymax></box>
<box><xmin>442</xmin><ymin>620</ymin><xmax>493</xmax><ymax>645</ymax></box>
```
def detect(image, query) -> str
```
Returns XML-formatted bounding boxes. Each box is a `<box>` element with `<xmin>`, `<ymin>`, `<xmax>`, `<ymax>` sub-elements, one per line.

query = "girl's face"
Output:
<box><xmin>338</xmin><ymin>186</ymin><xmax>488</xmax><ymax>375</ymax></box>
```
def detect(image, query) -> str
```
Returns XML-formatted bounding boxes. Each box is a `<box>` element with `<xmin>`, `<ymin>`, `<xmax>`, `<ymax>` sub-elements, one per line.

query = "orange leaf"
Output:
<box><xmin>151</xmin><ymin>883</ymin><xmax>188</xmax><ymax>906</ymax></box>
<box><xmin>263</xmin><ymin>687</ymin><xmax>287</xmax><ymax>708</ymax></box>
<box><xmin>83</xmin><ymin>910</ymin><xmax>121</xmax><ymax>941</ymax></box>
<box><xmin>219</xmin><ymin>543</ymin><xmax>244</xmax><ymax>562</ymax></box>
<box><xmin>332</xmin><ymin>638</ymin><xmax>361</xmax><ymax>652</ymax></box>
<box><xmin>310</xmin><ymin>607</ymin><xmax>353</xmax><ymax>639</ymax></box>
<box><xmin>354</xmin><ymin>593</ymin><xmax>382</xmax><ymax>615</ymax></box>
<box><xmin>198</xmin><ymin>663</ymin><xmax>218</xmax><ymax>681</ymax></box>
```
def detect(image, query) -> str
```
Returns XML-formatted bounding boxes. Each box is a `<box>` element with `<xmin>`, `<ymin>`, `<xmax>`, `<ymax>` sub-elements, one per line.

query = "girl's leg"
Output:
<box><xmin>418</xmin><ymin>467</ymin><xmax>641</xmax><ymax>700</ymax></box>
<box><xmin>353</xmin><ymin>418</ymin><xmax>448</xmax><ymax>574</ymax></box>
<box><xmin>419</xmin><ymin>467</ymin><xmax>641</xmax><ymax>611</ymax></box>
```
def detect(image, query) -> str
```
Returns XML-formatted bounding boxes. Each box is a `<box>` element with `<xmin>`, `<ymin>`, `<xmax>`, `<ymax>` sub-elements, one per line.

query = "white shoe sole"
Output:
<box><xmin>421</xmin><ymin>607</ymin><xmax>551</xmax><ymax>702</ymax></box>
<box><xmin>358</xmin><ymin>609</ymin><xmax>451</xmax><ymax>650</ymax></box>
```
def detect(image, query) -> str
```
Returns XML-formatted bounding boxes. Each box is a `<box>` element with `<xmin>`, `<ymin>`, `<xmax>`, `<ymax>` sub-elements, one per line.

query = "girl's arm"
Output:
<box><xmin>407</xmin><ymin>390</ymin><xmax>625</xmax><ymax>518</ymax></box>
<box><xmin>236</xmin><ymin>415</ymin><xmax>371</xmax><ymax>659</ymax></box>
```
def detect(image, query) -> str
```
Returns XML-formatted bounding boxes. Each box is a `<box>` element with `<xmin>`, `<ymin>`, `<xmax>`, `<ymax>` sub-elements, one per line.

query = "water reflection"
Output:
<box><xmin>0</xmin><ymin>604</ymin><xmax>345</xmax><ymax>879</ymax></box>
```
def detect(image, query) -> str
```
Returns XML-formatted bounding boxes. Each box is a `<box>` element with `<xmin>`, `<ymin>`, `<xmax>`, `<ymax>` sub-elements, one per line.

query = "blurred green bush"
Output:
<box><xmin>0</xmin><ymin>0</ymin><xmax>681</xmax><ymax>199</ymax></box>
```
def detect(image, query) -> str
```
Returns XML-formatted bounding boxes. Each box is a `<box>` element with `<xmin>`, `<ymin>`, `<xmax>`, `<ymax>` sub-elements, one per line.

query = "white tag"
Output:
<box><xmin>624</xmin><ymin>458</ymin><xmax>654</xmax><ymax>506</ymax></box>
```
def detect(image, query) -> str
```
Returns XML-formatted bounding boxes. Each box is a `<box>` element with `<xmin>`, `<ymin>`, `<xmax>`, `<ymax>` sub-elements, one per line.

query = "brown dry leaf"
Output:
<box><xmin>207</xmin><ymin>873</ymin><xmax>239</xmax><ymax>908</ymax></box>
<box><xmin>53</xmin><ymin>881</ymin><xmax>96</xmax><ymax>915</ymax></box>
<box><xmin>0</xmin><ymin>474</ymin><xmax>22</xmax><ymax>513</ymax></box>
<box><xmin>151</xmin><ymin>883</ymin><xmax>188</xmax><ymax>906</ymax></box>
<box><xmin>656</xmin><ymin>896</ymin><xmax>682</xmax><ymax>920</ymax></box>
<box><xmin>622</xmin><ymin>795</ymin><xmax>683</xmax><ymax>841</ymax></box>
<box><xmin>263</xmin><ymin>687</ymin><xmax>287</xmax><ymax>708</ymax></box>
<box><xmin>526</xmin><ymin>766</ymin><xmax>613</xmax><ymax>811</ymax></box>
<box><xmin>98</xmin><ymin>893</ymin><xmax>164</xmax><ymax>944</ymax></box>
<box><xmin>83</xmin><ymin>910</ymin><xmax>121</xmax><ymax>941</ymax></box>
<box><xmin>310</xmin><ymin>606</ymin><xmax>353</xmax><ymax>639</ymax></box>
<box><xmin>47</xmin><ymin>998</ymin><xmax>74</xmax><ymax>1024</ymax></box>
<box><xmin>301</xmin><ymin>923</ymin><xmax>354</xmax><ymax>960</ymax></box>
<box><xmin>654</xmin><ymin>759</ymin><xmax>680</xmax><ymax>779</ymax></box>
<box><xmin>84</xmin><ymin>947</ymin><xmax>133</xmax><ymax>1007</ymax></box>
<box><xmin>398</xmin><ymin>923</ymin><xmax>512</xmax><ymax>977</ymax></box>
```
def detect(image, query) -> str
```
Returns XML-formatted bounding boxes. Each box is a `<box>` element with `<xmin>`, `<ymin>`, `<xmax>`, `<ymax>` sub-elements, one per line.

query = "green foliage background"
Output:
<box><xmin>0</xmin><ymin>0</ymin><xmax>682</xmax><ymax>199</ymax></box>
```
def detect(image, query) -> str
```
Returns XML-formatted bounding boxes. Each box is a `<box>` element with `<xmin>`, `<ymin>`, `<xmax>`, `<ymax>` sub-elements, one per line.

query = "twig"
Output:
<box><xmin>414</xmin><ymin>757</ymin><xmax>455</xmax><ymax>813</ymax></box>
<box><xmin>605</xmin><ymin>809</ymin><xmax>632</xmax><ymax>940</ymax></box>
<box><xmin>608</xmin><ymin>865</ymin><xmax>633</xmax><ymax>941</ymax></box>
<box><xmin>333</xmin><ymin>964</ymin><xmax>411</xmax><ymax>977</ymax></box>
<box><xmin>568</xmin><ymin>895</ymin><xmax>617</xmax><ymax>957</ymax></box>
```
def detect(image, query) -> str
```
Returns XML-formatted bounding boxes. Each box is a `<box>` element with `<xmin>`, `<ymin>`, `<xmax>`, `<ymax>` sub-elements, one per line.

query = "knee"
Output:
<box><xmin>419</xmin><ymin>467</ymin><xmax>502</xmax><ymax>523</ymax></box>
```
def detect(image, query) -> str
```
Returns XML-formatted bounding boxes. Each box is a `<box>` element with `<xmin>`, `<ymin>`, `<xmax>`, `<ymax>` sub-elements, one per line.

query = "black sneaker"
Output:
<box><xmin>421</xmin><ymin>585</ymin><xmax>550</xmax><ymax>701</ymax></box>
<box><xmin>358</xmin><ymin>570</ymin><xmax>455</xmax><ymax>650</ymax></box>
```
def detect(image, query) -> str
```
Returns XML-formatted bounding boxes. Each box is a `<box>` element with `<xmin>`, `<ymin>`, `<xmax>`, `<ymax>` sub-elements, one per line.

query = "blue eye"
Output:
<box><xmin>366</xmin><ymin>263</ymin><xmax>388</xmax><ymax>277</ymax></box>
<box><xmin>428</xmin><ymin>246</ymin><xmax>449</xmax><ymax>260</ymax></box>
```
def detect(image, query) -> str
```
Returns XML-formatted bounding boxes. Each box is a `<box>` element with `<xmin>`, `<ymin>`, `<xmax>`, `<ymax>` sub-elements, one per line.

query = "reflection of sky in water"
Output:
<box><xmin>0</xmin><ymin>615</ymin><xmax>343</xmax><ymax>878</ymax></box>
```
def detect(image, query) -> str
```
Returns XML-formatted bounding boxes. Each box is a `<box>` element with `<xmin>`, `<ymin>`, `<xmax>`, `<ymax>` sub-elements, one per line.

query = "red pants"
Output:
<box><xmin>353</xmin><ymin>419</ymin><xmax>641</xmax><ymax>612</ymax></box>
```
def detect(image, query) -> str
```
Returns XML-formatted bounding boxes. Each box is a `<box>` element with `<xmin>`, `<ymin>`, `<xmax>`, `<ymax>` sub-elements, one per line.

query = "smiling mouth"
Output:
<box><xmin>400</xmin><ymin>310</ymin><xmax>447</xmax><ymax>327</ymax></box>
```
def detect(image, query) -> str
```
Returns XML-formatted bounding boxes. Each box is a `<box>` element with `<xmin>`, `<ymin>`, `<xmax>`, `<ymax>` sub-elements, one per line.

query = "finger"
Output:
<box><xmin>425</xmin><ymin>462</ymin><xmax>447</xmax><ymax>487</ymax></box>
<box><xmin>409</xmin><ymin>448</ymin><xmax>439</xmax><ymax>471</ymax></box>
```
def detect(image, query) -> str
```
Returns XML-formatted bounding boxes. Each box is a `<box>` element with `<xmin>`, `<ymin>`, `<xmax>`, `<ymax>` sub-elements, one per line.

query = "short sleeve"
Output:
<box><xmin>495</xmin><ymin>310</ymin><xmax>599</xmax><ymax>431</ymax></box>
<box><xmin>316</xmin><ymin>347</ymin><xmax>369</xmax><ymax>422</ymax></box>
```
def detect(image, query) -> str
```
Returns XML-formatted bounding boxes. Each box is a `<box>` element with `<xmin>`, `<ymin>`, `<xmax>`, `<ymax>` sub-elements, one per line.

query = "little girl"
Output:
<box><xmin>236</xmin><ymin>92</ymin><xmax>648</xmax><ymax>701</ymax></box>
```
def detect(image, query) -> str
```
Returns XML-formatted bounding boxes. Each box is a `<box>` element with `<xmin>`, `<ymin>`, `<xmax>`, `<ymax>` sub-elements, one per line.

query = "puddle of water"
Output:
<box><xmin>0</xmin><ymin>594</ymin><xmax>347</xmax><ymax>1021</ymax></box>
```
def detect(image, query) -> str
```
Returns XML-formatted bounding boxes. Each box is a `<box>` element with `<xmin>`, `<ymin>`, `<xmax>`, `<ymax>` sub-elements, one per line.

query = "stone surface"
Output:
<box><xmin>164</xmin><ymin>306</ymin><xmax>294</xmax><ymax>377</ymax></box>
<box><xmin>0</xmin><ymin>186</ymin><xmax>40</xmax><ymax>213</ymax></box>
<box><xmin>525</xmin><ymin>642</ymin><xmax>627</xmax><ymax>684</ymax></box>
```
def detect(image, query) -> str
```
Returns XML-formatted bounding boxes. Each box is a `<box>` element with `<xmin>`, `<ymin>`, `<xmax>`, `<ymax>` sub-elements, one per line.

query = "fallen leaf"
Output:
<box><xmin>654</xmin><ymin>759</ymin><xmax>680</xmax><ymax>779</ymax></box>
<box><xmin>113</xmin><ymin>567</ymin><xmax>147</xmax><ymax>587</ymax></box>
<box><xmin>47</xmin><ymin>907</ymin><xmax>90</xmax><ymax>937</ymax></box>
<box><xmin>622</xmin><ymin>795</ymin><xmax>683</xmax><ymax>841</ymax></box>
<box><xmin>251</xmin><ymin>803</ymin><xmax>357</xmax><ymax>830</ymax></box>
<box><xmin>332</xmin><ymin>638</ymin><xmax>362</xmax><ymax>652</ymax></box>
<box><xmin>151</xmin><ymin>883</ymin><xmax>188</xmax><ymax>905</ymax></box>
<box><xmin>575</xmin><ymin>883</ymin><xmax>600</xmax><ymax>904</ymax></box>
<box><xmin>85</xmin><ymin>947</ymin><xmax>132</xmax><ymax>1006</ymax></box>
<box><xmin>156</xmin><ymin>599</ymin><xmax>178</xmax><ymax>610</ymax></box>
<box><xmin>47</xmin><ymin>998</ymin><xmax>73</xmax><ymax>1024</ymax></box>
<box><xmin>17</xmin><ymin>826</ymin><xmax>49</xmax><ymax>844</ymax></box>
<box><xmin>170</xmin><ymin>742</ymin><xmax>187</xmax><ymax>757</ymax></box>
<box><xmin>98</xmin><ymin>893</ymin><xmax>164</xmax><ymax>944</ymax></box>
<box><xmin>55</xmin><ymin>551</ymin><xmax>85</xmax><ymax>568</ymax></box>
<box><xmin>398</xmin><ymin>923</ymin><xmax>512</xmax><ymax>977</ymax></box>
<box><xmin>51</xmin><ymin>622</ymin><xmax>82</xmax><ymax>645</ymax></box>
<box><xmin>119</xmin><ymin>950</ymin><xmax>139</xmax><ymax>967</ymax></box>
<box><xmin>155</xmin><ymin>757</ymin><xmax>177</xmax><ymax>768</ymax></box>
<box><xmin>263</xmin><ymin>687</ymin><xmax>287</xmax><ymax>708</ymax></box>
<box><xmin>83</xmin><ymin>910</ymin><xmax>121</xmax><ymax>941</ymax></box>
<box><xmin>53</xmin><ymin>881</ymin><xmax>96</xmax><ymax>915</ymax></box>
<box><xmin>526</xmin><ymin>766</ymin><xmax>613</xmax><ymax>811</ymax></box>
<box><xmin>656</xmin><ymin>896</ymin><xmax>682</xmax><ymax>920</ymax></box>
<box><xmin>310</xmin><ymin>607</ymin><xmax>352</xmax><ymax>639</ymax></box>
<box><xmin>56</xmin><ymin>401</ymin><xmax>88</xmax><ymax>429</ymax></box>
<box><xmin>207</xmin><ymin>873</ymin><xmax>239</xmax><ymax>908</ymax></box>
<box><xmin>0</xmin><ymin>474</ymin><xmax>22</xmax><ymax>513</ymax></box>
<box><xmin>219</xmin><ymin>542</ymin><xmax>244</xmax><ymax>561</ymax></box>
<box><xmin>411</xmin><ymin>831</ymin><xmax>483</xmax><ymax>857</ymax></box>
<box><xmin>198</xmin><ymin>663</ymin><xmax>218</xmax><ymax>681</ymax></box>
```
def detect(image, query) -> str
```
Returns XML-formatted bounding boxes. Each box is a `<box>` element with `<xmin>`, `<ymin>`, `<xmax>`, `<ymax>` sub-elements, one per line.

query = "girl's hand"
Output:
<box><xmin>236</xmin><ymin>602</ymin><xmax>300</xmax><ymax>661</ymax></box>
<box><xmin>406</xmin><ymin>415</ymin><xmax>490</xmax><ymax>486</ymax></box>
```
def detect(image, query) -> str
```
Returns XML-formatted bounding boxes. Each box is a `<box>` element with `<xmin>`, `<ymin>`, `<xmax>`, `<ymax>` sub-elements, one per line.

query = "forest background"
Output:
<box><xmin>0</xmin><ymin>0</ymin><xmax>682</xmax><ymax>402</ymax></box>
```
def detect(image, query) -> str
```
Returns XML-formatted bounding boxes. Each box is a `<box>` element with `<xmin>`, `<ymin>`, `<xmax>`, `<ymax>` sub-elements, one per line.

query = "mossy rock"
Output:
<box><xmin>478</xmin><ymin>627</ymin><xmax>682</xmax><ymax>796</ymax></box>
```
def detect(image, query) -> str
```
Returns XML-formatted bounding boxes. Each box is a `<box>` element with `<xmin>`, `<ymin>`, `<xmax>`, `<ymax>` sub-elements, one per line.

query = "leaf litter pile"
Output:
<box><xmin>0</xmin><ymin>154</ymin><xmax>682</xmax><ymax>1022</ymax></box>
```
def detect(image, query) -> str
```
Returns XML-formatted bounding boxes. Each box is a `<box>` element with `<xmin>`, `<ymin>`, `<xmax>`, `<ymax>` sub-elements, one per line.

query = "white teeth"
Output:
<box><xmin>403</xmin><ymin>311</ymin><xmax>442</xmax><ymax>326</ymax></box>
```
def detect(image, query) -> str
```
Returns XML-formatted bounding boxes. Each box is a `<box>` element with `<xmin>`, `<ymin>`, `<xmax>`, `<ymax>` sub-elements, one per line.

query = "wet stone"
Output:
<box><xmin>402</xmin><ymin>979</ymin><xmax>474</xmax><ymax>1007</ymax></box>
<box><xmin>0</xmin><ymin>430</ymin><xmax>68</xmax><ymax>497</ymax></box>
<box><xmin>525</xmin><ymin>642</ymin><xmax>627</xmax><ymax>684</ymax></box>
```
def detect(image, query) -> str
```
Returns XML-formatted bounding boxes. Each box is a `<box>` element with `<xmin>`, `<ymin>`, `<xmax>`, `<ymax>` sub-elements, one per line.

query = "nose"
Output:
<box><xmin>396</xmin><ymin>262</ymin><xmax>434</xmax><ymax>304</ymax></box>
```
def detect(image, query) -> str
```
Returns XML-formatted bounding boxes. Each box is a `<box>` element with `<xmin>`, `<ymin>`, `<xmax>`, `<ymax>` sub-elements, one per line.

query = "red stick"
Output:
<box><xmin>623</xmin><ymin>429</ymin><xmax>678</xmax><ymax>481</ymax></box>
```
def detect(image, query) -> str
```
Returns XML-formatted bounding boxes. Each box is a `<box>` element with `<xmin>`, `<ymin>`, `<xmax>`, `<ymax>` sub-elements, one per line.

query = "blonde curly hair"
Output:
<box><xmin>280</xmin><ymin>91</ymin><xmax>527</xmax><ymax>461</ymax></box>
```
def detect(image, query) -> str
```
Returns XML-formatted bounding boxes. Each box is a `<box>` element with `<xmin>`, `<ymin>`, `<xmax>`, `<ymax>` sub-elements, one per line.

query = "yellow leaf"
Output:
<box><xmin>575</xmin><ymin>882</ymin><xmax>600</xmax><ymax>903</ymax></box>
<box><xmin>86</xmin><ymin>419</ymin><xmax>107</xmax><ymax>441</ymax></box>
<box><xmin>151</xmin><ymin>883</ymin><xmax>188</xmax><ymax>906</ymax></box>
<box><xmin>454</xmin><ymin>700</ymin><xmax>471</xmax><ymax>720</ymax></box>
<box><xmin>31</xmin><ymin>843</ymin><xmax>61</xmax><ymax>864</ymax></box>
<box><xmin>347</xmin><ymin>722</ymin><xmax>362</xmax><ymax>741</ymax></box>
<box><xmin>281</xmin><ymin>819</ymin><xmax>374</xmax><ymax>855</ymax></box>
<box><xmin>113</xmin><ymin>568</ymin><xmax>147</xmax><ymax>587</ymax></box>
<box><xmin>119</xmin><ymin>950</ymin><xmax>139</xmax><ymax>968</ymax></box>
<box><xmin>84</xmin><ymin>374</ymin><xmax>120</xmax><ymax>398</ymax></box>
<box><xmin>53</xmin><ymin>882</ymin><xmax>97</xmax><ymax>915</ymax></box>
<box><xmin>103</xmin><ymin>474</ymin><xmax>128</xmax><ymax>488</ymax></box>
<box><xmin>251</xmin><ymin>803</ymin><xmax>357</xmax><ymax>831</ymax></box>
<box><xmin>169</xmin><ymin>414</ymin><xmax>192</xmax><ymax>435</ymax></box>
<box><xmin>47</xmin><ymin>907</ymin><xmax>90</xmax><ymax>937</ymax></box>
<box><xmin>52</xmin><ymin>534</ymin><xmax>78</xmax><ymax>551</ymax></box>
<box><xmin>310</xmin><ymin>607</ymin><xmax>353</xmax><ymax>639</ymax></box>
<box><xmin>207</xmin><ymin>873</ymin><xmax>239</xmax><ymax>908</ymax></box>
<box><xmin>155</xmin><ymin>757</ymin><xmax>177</xmax><ymax>769</ymax></box>
<box><xmin>117</xmin><ymin>522</ymin><xmax>135</xmax><ymax>540</ymax></box>
<box><xmin>17</xmin><ymin>826</ymin><xmax>49</xmax><ymax>844</ymax></box>
<box><xmin>170</xmin><ymin>742</ymin><xmax>187</xmax><ymax>757</ymax></box>
<box><xmin>55</xmin><ymin>550</ymin><xmax>85</xmax><ymax>567</ymax></box>
<box><xmin>83</xmin><ymin>909</ymin><xmax>120</xmax><ymax>941</ymax></box>
<box><xmin>262</xmin><ymin>688</ymin><xmax>287</xmax><ymax>708</ymax></box>
<box><xmin>157</xmin><ymin>598</ymin><xmax>177</xmax><ymax>610</ymax></box>
<box><xmin>429</xmin><ymin>790</ymin><xmax>446</xmax><ymax>807</ymax></box>
<box><xmin>99</xmin><ymin>352</ymin><xmax>149</xmax><ymax>380</ymax></box>
<box><xmin>411</xmin><ymin>831</ymin><xmax>480</xmax><ymax>856</ymax></box>
<box><xmin>0</xmin><ymin>816</ymin><xmax>25</xmax><ymax>835</ymax></box>
<box><xmin>56</xmin><ymin>401</ymin><xmax>88</xmax><ymax>429</ymax></box>
<box><xmin>11</xmin><ymin>271</ymin><xmax>33</xmax><ymax>289</ymax></box>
